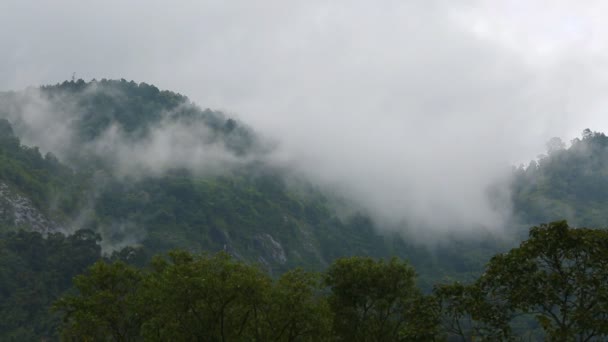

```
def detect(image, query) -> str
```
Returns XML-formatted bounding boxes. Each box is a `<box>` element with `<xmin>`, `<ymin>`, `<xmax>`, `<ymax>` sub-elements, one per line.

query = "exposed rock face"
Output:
<box><xmin>209</xmin><ymin>225</ymin><xmax>288</xmax><ymax>269</ymax></box>
<box><xmin>254</xmin><ymin>233</ymin><xmax>287</xmax><ymax>266</ymax></box>
<box><xmin>0</xmin><ymin>182</ymin><xmax>60</xmax><ymax>234</ymax></box>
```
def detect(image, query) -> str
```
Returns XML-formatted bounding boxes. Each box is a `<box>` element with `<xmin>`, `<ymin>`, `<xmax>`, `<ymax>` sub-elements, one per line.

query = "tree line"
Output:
<box><xmin>55</xmin><ymin>221</ymin><xmax>608</xmax><ymax>341</ymax></box>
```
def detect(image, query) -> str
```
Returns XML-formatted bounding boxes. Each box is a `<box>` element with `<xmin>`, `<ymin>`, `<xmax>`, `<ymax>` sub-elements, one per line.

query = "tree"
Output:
<box><xmin>262</xmin><ymin>269</ymin><xmax>332</xmax><ymax>341</ymax></box>
<box><xmin>139</xmin><ymin>251</ymin><xmax>272</xmax><ymax>341</ymax></box>
<box><xmin>54</xmin><ymin>261</ymin><xmax>143</xmax><ymax>342</ymax></box>
<box><xmin>437</xmin><ymin>221</ymin><xmax>608</xmax><ymax>341</ymax></box>
<box><xmin>434</xmin><ymin>282</ymin><xmax>514</xmax><ymax>341</ymax></box>
<box><xmin>0</xmin><ymin>230</ymin><xmax>102</xmax><ymax>341</ymax></box>
<box><xmin>55</xmin><ymin>250</ymin><xmax>335</xmax><ymax>341</ymax></box>
<box><xmin>325</xmin><ymin>256</ymin><xmax>439</xmax><ymax>341</ymax></box>
<box><xmin>483</xmin><ymin>221</ymin><xmax>608</xmax><ymax>340</ymax></box>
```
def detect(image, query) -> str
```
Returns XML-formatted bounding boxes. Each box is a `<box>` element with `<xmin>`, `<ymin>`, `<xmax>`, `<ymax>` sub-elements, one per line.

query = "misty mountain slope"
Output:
<box><xmin>0</xmin><ymin>118</ymin><xmax>86</xmax><ymax>233</ymax></box>
<box><xmin>0</xmin><ymin>79</ymin><xmax>259</xmax><ymax>174</ymax></box>
<box><xmin>93</xmin><ymin>170</ymin><xmax>393</xmax><ymax>270</ymax></box>
<box><xmin>10</xmin><ymin>80</ymin><xmax>608</xmax><ymax>284</ymax></box>
<box><xmin>6</xmin><ymin>79</ymin><xmax>608</xmax><ymax>290</ymax></box>
<box><xmin>0</xmin><ymin>122</ymin><xmax>104</xmax><ymax>339</ymax></box>
<box><xmin>0</xmin><ymin>80</ymin><xmax>447</xmax><ymax>277</ymax></box>
<box><xmin>513</xmin><ymin>129</ymin><xmax>608</xmax><ymax>228</ymax></box>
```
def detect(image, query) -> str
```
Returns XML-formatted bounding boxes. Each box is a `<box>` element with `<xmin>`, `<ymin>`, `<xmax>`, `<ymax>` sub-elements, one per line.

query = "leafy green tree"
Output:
<box><xmin>54</xmin><ymin>261</ymin><xmax>144</xmax><ymax>342</ymax></box>
<box><xmin>480</xmin><ymin>221</ymin><xmax>608</xmax><ymax>341</ymax></box>
<box><xmin>55</xmin><ymin>251</ymin><xmax>439</xmax><ymax>341</ymax></box>
<box><xmin>325</xmin><ymin>256</ymin><xmax>439</xmax><ymax>341</ymax></box>
<box><xmin>262</xmin><ymin>269</ymin><xmax>332</xmax><ymax>341</ymax></box>
<box><xmin>139</xmin><ymin>251</ymin><xmax>271</xmax><ymax>341</ymax></box>
<box><xmin>437</xmin><ymin>221</ymin><xmax>608</xmax><ymax>341</ymax></box>
<box><xmin>434</xmin><ymin>282</ymin><xmax>514</xmax><ymax>341</ymax></box>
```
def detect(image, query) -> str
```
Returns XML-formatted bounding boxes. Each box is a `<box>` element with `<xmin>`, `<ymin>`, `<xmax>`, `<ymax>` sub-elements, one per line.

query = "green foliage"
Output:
<box><xmin>90</xmin><ymin>170</ymin><xmax>421</xmax><ymax>275</ymax></box>
<box><xmin>436</xmin><ymin>221</ymin><xmax>608</xmax><ymax>341</ymax></box>
<box><xmin>0</xmin><ymin>81</ymin><xmax>431</xmax><ymax>276</ymax></box>
<box><xmin>6</xmin><ymin>221</ymin><xmax>607</xmax><ymax>341</ymax></box>
<box><xmin>434</xmin><ymin>282</ymin><xmax>514</xmax><ymax>341</ymax></box>
<box><xmin>0</xmin><ymin>79</ymin><xmax>492</xmax><ymax>340</ymax></box>
<box><xmin>8</xmin><ymin>80</ymin><xmax>608</xmax><ymax>340</ymax></box>
<box><xmin>55</xmin><ymin>252</ymin><xmax>440</xmax><ymax>341</ymax></box>
<box><xmin>55</xmin><ymin>261</ymin><xmax>143</xmax><ymax>342</ymax></box>
<box><xmin>37</xmin><ymin>79</ymin><xmax>257</xmax><ymax>164</ymax></box>
<box><xmin>263</xmin><ymin>269</ymin><xmax>332</xmax><ymax>341</ymax></box>
<box><xmin>0</xmin><ymin>230</ymin><xmax>101</xmax><ymax>341</ymax></box>
<box><xmin>0</xmin><ymin>118</ymin><xmax>83</xmax><ymax>216</ymax></box>
<box><xmin>513</xmin><ymin>130</ymin><xmax>608</xmax><ymax>228</ymax></box>
<box><xmin>482</xmin><ymin>221</ymin><xmax>608</xmax><ymax>340</ymax></box>
<box><xmin>325</xmin><ymin>256</ymin><xmax>439</xmax><ymax>341</ymax></box>
<box><xmin>140</xmin><ymin>251</ymin><xmax>271</xmax><ymax>341</ymax></box>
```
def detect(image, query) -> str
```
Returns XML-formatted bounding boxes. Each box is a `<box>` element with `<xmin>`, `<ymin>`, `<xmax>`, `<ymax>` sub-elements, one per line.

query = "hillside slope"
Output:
<box><xmin>513</xmin><ymin>130</ymin><xmax>608</xmax><ymax>229</ymax></box>
<box><xmin>0</xmin><ymin>80</ymin><xmax>441</xmax><ymax>276</ymax></box>
<box><xmin>4</xmin><ymin>80</ymin><xmax>608</xmax><ymax>340</ymax></box>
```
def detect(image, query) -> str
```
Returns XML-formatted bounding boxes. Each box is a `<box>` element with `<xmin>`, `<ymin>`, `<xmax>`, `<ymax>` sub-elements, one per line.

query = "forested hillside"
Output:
<box><xmin>0</xmin><ymin>79</ymin><xmax>418</xmax><ymax>274</ymax></box>
<box><xmin>0</xmin><ymin>80</ymin><xmax>440</xmax><ymax>339</ymax></box>
<box><xmin>1</xmin><ymin>80</ymin><xmax>608</xmax><ymax>340</ymax></box>
<box><xmin>513</xmin><ymin>129</ymin><xmax>608</xmax><ymax>228</ymax></box>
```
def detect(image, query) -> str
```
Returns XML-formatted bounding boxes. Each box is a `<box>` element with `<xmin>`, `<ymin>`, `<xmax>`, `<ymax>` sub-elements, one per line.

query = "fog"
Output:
<box><xmin>0</xmin><ymin>86</ymin><xmax>251</xmax><ymax>178</ymax></box>
<box><xmin>2</xmin><ymin>1</ymin><xmax>608</xmax><ymax>234</ymax></box>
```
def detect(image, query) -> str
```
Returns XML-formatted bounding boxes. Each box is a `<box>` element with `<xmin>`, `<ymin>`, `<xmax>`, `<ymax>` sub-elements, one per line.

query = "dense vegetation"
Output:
<box><xmin>55</xmin><ymin>252</ymin><xmax>436</xmax><ymax>341</ymax></box>
<box><xmin>0</xmin><ymin>230</ymin><xmax>101</xmax><ymax>341</ymax></box>
<box><xmin>436</xmin><ymin>221</ymin><xmax>608</xmax><ymax>341</ymax></box>
<box><xmin>0</xmin><ymin>80</ymin><xmax>464</xmax><ymax>278</ymax></box>
<box><xmin>0</xmin><ymin>118</ymin><xmax>84</xmax><ymax>219</ymax></box>
<box><xmin>54</xmin><ymin>221</ymin><xmax>608</xmax><ymax>341</ymax></box>
<box><xmin>1</xmin><ymin>80</ymin><xmax>608</xmax><ymax>340</ymax></box>
<box><xmin>513</xmin><ymin>130</ymin><xmax>608</xmax><ymax>228</ymax></box>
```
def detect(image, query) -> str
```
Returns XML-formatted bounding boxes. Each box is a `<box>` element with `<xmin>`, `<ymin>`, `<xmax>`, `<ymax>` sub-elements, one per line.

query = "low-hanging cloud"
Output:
<box><xmin>3</xmin><ymin>1</ymin><xmax>608</xmax><ymax>235</ymax></box>
<box><xmin>91</xmin><ymin>119</ymin><xmax>249</xmax><ymax>178</ymax></box>
<box><xmin>0</xmin><ymin>86</ymin><xmax>251</xmax><ymax>178</ymax></box>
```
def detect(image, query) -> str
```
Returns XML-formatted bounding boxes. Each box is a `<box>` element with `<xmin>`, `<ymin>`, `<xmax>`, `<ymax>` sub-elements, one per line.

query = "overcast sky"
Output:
<box><xmin>2</xmin><ymin>0</ymin><xmax>608</xmax><ymax>232</ymax></box>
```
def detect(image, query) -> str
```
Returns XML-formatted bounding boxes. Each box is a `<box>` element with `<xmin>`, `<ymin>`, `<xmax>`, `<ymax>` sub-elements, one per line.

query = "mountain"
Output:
<box><xmin>4</xmin><ymin>80</ymin><xmax>604</xmax><ymax>281</ymax></box>
<box><xmin>3</xmin><ymin>79</ymin><xmax>608</xmax><ymax>339</ymax></box>
<box><xmin>0</xmin><ymin>80</ymin><xmax>447</xmax><ymax>275</ymax></box>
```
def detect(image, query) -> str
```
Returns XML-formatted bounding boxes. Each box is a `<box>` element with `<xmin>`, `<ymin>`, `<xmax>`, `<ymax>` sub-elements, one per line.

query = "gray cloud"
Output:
<box><xmin>2</xmin><ymin>1</ymin><xmax>608</xmax><ymax>234</ymax></box>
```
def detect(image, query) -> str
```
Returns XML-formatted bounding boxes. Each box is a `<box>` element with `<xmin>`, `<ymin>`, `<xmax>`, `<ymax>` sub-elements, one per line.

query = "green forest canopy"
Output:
<box><xmin>53</xmin><ymin>221</ymin><xmax>608</xmax><ymax>341</ymax></box>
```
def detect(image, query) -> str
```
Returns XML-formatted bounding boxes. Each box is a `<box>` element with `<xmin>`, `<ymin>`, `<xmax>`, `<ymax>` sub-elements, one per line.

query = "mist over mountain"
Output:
<box><xmin>0</xmin><ymin>78</ymin><xmax>604</xmax><ymax>273</ymax></box>
<box><xmin>2</xmin><ymin>80</ymin><xmax>608</xmax><ymax>340</ymax></box>
<box><xmin>1</xmin><ymin>79</ymin><xmax>606</xmax><ymax>240</ymax></box>
<box><xmin>0</xmin><ymin>80</ymin><xmax>262</xmax><ymax>176</ymax></box>
<box><xmin>3</xmin><ymin>2</ymin><xmax>608</xmax><ymax>340</ymax></box>
<box><xmin>5</xmin><ymin>1</ymin><xmax>608</xmax><ymax>236</ymax></box>
<box><xmin>0</xmin><ymin>79</ymin><xmax>512</xmax><ymax>239</ymax></box>
<box><xmin>0</xmin><ymin>81</ymin><xmax>423</xmax><ymax>269</ymax></box>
